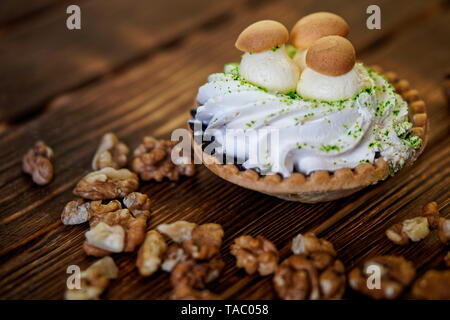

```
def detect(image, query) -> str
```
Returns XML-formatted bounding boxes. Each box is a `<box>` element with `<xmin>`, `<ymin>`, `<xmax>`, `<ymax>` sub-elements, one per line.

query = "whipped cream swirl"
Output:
<box><xmin>194</xmin><ymin>64</ymin><xmax>420</xmax><ymax>177</ymax></box>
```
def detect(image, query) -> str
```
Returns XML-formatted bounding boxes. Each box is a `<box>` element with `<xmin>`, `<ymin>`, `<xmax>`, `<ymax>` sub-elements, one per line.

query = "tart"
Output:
<box><xmin>189</xmin><ymin>14</ymin><xmax>427</xmax><ymax>203</ymax></box>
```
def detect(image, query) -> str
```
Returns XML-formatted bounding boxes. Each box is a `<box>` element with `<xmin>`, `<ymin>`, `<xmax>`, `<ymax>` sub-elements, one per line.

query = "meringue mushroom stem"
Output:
<box><xmin>235</xmin><ymin>20</ymin><xmax>299</xmax><ymax>93</ymax></box>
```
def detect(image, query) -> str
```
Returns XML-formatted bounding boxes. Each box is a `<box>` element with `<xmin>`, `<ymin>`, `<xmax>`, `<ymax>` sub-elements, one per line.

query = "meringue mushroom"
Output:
<box><xmin>236</xmin><ymin>20</ymin><xmax>300</xmax><ymax>93</ymax></box>
<box><xmin>290</xmin><ymin>12</ymin><xmax>349</xmax><ymax>71</ymax></box>
<box><xmin>296</xmin><ymin>35</ymin><xmax>370</xmax><ymax>101</ymax></box>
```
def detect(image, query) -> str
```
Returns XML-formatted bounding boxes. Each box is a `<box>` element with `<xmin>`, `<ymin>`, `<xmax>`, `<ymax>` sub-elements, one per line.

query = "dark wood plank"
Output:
<box><xmin>0</xmin><ymin>0</ymin><xmax>236</xmax><ymax>122</ymax></box>
<box><xmin>0</xmin><ymin>0</ymin><xmax>62</xmax><ymax>26</ymax></box>
<box><xmin>0</xmin><ymin>0</ymin><xmax>448</xmax><ymax>299</ymax></box>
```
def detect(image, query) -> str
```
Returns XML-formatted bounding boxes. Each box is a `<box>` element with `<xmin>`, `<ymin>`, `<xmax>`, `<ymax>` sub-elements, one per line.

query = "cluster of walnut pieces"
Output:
<box><xmin>132</xmin><ymin>136</ymin><xmax>196</xmax><ymax>182</ymax></box>
<box><xmin>141</xmin><ymin>220</ymin><xmax>225</xmax><ymax>300</ymax></box>
<box><xmin>348</xmin><ymin>255</ymin><xmax>416</xmax><ymax>300</ymax></box>
<box><xmin>22</xmin><ymin>141</ymin><xmax>54</xmax><ymax>185</ymax></box>
<box><xmin>61</xmin><ymin>192</ymin><xmax>151</xmax><ymax>257</ymax></box>
<box><xmin>386</xmin><ymin>201</ymin><xmax>449</xmax><ymax>245</ymax></box>
<box><xmin>65</xmin><ymin>257</ymin><xmax>118</xmax><ymax>300</ymax></box>
<box><xmin>92</xmin><ymin>133</ymin><xmax>129</xmax><ymax>170</ymax></box>
<box><xmin>273</xmin><ymin>233</ymin><xmax>346</xmax><ymax>300</ymax></box>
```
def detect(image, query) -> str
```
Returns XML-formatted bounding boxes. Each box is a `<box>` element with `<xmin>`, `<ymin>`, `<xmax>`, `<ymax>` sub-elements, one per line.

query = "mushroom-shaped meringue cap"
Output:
<box><xmin>290</xmin><ymin>12</ymin><xmax>349</xmax><ymax>50</ymax></box>
<box><xmin>235</xmin><ymin>20</ymin><xmax>289</xmax><ymax>53</ymax></box>
<box><xmin>306</xmin><ymin>35</ymin><xmax>355</xmax><ymax>76</ymax></box>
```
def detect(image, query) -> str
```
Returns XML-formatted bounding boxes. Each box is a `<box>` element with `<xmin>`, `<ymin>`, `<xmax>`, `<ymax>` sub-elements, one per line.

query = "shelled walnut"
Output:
<box><xmin>92</xmin><ymin>133</ymin><xmax>129</xmax><ymax>170</ymax></box>
<box><xmin>65</xmin><ymin>257</ymin><xmax>118</xmax><ymax>300</ymax></box>
<box><xmin>74</xmin><ymin>167</ymin><xmax>139</xmax><ymax>200</ymax></box>
<box><xmin>274</xmin><ymin>233</ymin><xmax>345</xmax><ymax>300</ymax></box>
<box><xmin>231</xmin><ymin>235</ymin><xmax>279</xmax><ymax>276</ymax></box>
<box><xmin>131</xmin><ymin>136</ymin><xmax>195</xmax><ymax>181</ymax></box>
<box><xmin>348</xmin><ymin>255</ymin><xmax>416</xmax><ymax>300</ymax></box>
<box><xmin>159</xmin><ymin>222</ymin><xmax>224</xmax><ymax>270</ymax></box>
<box><xmin>22</xmin><ymin>140</ymin><xmax>54</xmax><ymax>185</ymax></box>
<box><xmin>136</xmin><ymin>230</ymin><xmax>167</xmax><ymax>276</ymax></box>
<box><xmin>412</xmin><ymin>269</ymin><xmax>450</xmax><ymax>299</ymax></box>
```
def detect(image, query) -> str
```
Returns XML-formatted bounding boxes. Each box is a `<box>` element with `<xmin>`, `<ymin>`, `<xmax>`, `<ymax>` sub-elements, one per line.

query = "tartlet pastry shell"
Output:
<box><xmin>192</xmin><ymin>66</ymin><xmax>428</xmax><ymax>203</ymax></box>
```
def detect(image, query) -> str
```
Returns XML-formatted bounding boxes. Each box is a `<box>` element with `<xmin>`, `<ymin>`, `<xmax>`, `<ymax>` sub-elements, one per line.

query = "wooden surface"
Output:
<box><xmin>0</xmin><ymin>0</ymin><xmax>449</xmax><ymax>299</ymax></box>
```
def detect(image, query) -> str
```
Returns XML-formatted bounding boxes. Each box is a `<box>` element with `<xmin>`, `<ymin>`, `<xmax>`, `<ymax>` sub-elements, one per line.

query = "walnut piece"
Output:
<box><xmin>157</xmin><ymin>221</ymin><xmax>197</xmax><ymax>243</ymax></box>
<box><xmin>231</xmin><ymin>235</ymin><xmax>279</xmax><ymax>276</ymax></box>
<box><xmin>85</xmin><ymin>222</ymin><xmax>125</xmax><ymax>253</ymax></box>
<box><xmin>136</xmin><ymin>230</ymin><xmax>167</xmax><ymax>276</ymax></box>
<box><xmin>171</xmin><ymin>257</ymin><xmax>225</xmax><ymax>289</ymax></box>
<box><xmin>274</xmin><ymin>233</ymin><xmax>345</xmax><ymax>300</ymax></box>
<box><xmin>438</xmin><ymin>217</ymin><xmax>450</xmax><ymax>244</ymax></box>
<box><xmin>123</xmin><ymin>192</ymin><xmax>151</xmax><ymax>218</ymax></box>
<box><xmin>22</xmin><ymin>140</ymin><xmax>54</xmax><ymax>185</ymax></box>
<box><xmin>65</xmin><ymin>257</ymin><xmax>118</xmax><ymax>300</ymax></box>
<box><xmin>61</xmin><ymin>199</ymin><xmax>91</xmax><ymax>225</ymax></box>
<box><xmin>74</xmin><ymin>167</ymin><xmax>139</xmax><ymax>200</ymax></box>
<box><xmin>131</xmin><ymin>136</ymin><xmax>195</xmax><ymax>181</ymax></box>
<box><xmin>171</xmin><ymin>285</ymin><xmax>221</xmax><ymax>300</ymax></box>
<box><xmin>92</xmin><ymin>133</ymin><xmax>129</xmax><ymax>170</ymax></box>
<box><xmin>412</xmin><ymin>270</ymin><xmax>450</xmax><ymax>299</ymax></box>
<box><xmin>386</xmin><ymin>217</ymin><xmax>430</xmax><ymax>245</ymax></box>
<box><xmin>348</xmin><ymin>255</ymin><xmax>416</xmax><ymax>300</ymax></box>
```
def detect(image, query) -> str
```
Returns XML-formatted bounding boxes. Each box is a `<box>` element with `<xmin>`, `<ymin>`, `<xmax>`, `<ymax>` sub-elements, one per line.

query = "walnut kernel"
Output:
<box><xmin>92</xmin><ymin>133</ymin><xmax>129</xmax><ymax>170</ymax></box>
<box><xmin>132</xmin><ymin>136</ymin><xmax>195</xmax><ymax>181</ymax></box>
<box><xmin>74</xmin><ymin>167</ymin><xmax>139</xmax><ymax>200</ymax></box>
<box><xmin>22</xmin><ymin>141</ymin><xmax>54</xmax><ymax>185</ymax></box>
<box><xmin>231</xmin><ymin>235</ymin><xmax>279</xmax><ymax>276</ymax></box>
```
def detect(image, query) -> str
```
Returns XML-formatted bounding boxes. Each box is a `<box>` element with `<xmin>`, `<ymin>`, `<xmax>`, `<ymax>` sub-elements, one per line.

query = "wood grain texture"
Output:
<box><xmin>0</xmin><ymin>0</ymin><xmax>235</xmax><ymax>122</ymax></box>
<box><xmin>0</xmin><ymin>0</ymin><xmax>449</xmax><ymax>299</ymax></box>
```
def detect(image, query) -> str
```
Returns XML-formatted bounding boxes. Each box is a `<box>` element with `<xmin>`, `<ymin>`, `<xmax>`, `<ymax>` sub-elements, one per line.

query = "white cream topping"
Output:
<box><xmin>239</xmin><ymin>45</ymin><xmax>299</xmax><ymax>93</ymax></box>
<box><xmin>297</xmin><ymin>64</ymin><xmax>372</xmax><ymax>101</ymax></box>
<box><xmin>195</xmin><ymin>64</ymin><xmax>420</xmax><ymax>177</ymax></box>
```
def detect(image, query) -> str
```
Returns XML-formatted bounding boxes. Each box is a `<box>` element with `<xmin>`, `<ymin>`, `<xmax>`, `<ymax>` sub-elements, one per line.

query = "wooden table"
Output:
<box><xmin>0</xmin><ymin>0</ymin><xmax>449</xmax><ymax>299</ymax></box>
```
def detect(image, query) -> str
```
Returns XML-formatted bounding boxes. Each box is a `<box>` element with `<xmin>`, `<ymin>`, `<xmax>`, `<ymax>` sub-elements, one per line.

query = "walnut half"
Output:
<box><xmin>74</xmin><ymin>167</ymin><xmax>139</xmax><ymax>200</ymax></box>
<box><xmin>274</xmin><ymin>233</ymin><xmax>345</xmax><ymax>300</ymax></box>
<box><xmin>92</xmin><ymin>133</ymin><xmax>129</xmax><ymax>170</ymax></box>
<box><xmin>22</xmin><ymin>140</ymin><xmax>54</xmax><ymax>185</ymax></box>
<box><xmin>231</xmin><ymin>235</ymin><xmax>279</xmax><ymax>276</ymax></box>
<box><xmin>131</xmin><ymin>136</ymin><xmax>195</xmax><ymax>182</ymax></box>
